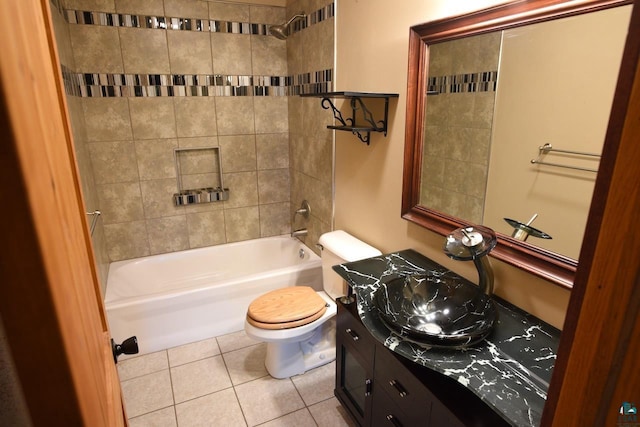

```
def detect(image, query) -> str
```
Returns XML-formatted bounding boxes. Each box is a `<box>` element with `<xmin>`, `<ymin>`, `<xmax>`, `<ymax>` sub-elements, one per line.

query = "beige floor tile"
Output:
<box><xmin>168</xmin><ymin>337</ymin><xmax>220</xmax><ymax>367</ymax></box>
<box><xmin>117</xmin><ymin>351</ymin><xmax>168</xmax><ymax>381</ymax></box>
<box><xmin>170</xmin><ymin>356</ymin><xmax>232</xmax><ymax>403</ymax></box>
<box><xmin>216</xmin><ymin>329</ymin><xmax>261</xmax><ymax>353</ymax></box>
<box><xmin>128</xmin><ymin>406</ymin><xmax>177</xmax><ymax>427</ymax></box>
<box><xmin>175</xmin><ymin>388</ymin><xmax>247</xmax><ymax>427</ymax></box>
<box><xmin>259</xmin><ymin>408</ymin><xmax>317</xmax><ymax>427</ymax></box>
<box><xmin>121</xmin><ymin>370</ymin><xmax>174</xmax><ymax>418</ymax></box>
<box><xmin>308</xmin><ymin>397</ymin><xmax>358</xmax><ymax>427</ymax></box>
<box><xmin>291</xmin><ymin>362</ymin><xmax>336</xmax><ymax>406</ymax></box>
<box><xmin>222</xmin><ymin>343</ymin><xmax>268</xmax><ymax>385</ymax></box>
<box><xmin>235</xmin><ymin>376</ymin><xmax>305</xmax><ymax>426</ymax></box>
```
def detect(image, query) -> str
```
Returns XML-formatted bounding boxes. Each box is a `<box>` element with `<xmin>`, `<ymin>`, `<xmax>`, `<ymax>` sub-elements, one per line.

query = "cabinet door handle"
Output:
<box><xmin>365</xmin><ymin>378</ymin><xmax>372</xmax><ymax>396</ymax></box>
<box><xmin>389</xmin><ymin>379</ymin><xmax>408</xmax><ymax>397</ymax></box>
<box><xmin>386</xmin><ymin>414</ymin><xmax>404</xmax><ymax>427</ymax></box>
<box><xmin>345</xmin><ymin>328</ymin><xmax>359</xmax><ymax>341</ymax></box>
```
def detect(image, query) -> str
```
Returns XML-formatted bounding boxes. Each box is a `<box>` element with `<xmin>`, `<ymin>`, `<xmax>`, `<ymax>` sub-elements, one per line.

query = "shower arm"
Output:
<box><xmin>284</xmin><ymin>13</ymin><xmax>305</xmax><ymax>26</ymax></box>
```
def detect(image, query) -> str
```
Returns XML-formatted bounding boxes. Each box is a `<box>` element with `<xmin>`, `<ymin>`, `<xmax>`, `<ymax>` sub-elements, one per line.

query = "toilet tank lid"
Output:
<box><xmin>318</xmin><ymin>230</ymin><xmax>382</xmax><ymax>262</ymax></box>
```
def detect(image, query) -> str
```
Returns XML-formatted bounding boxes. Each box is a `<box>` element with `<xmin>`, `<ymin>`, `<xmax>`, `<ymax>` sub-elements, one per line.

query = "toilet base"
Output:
<box><xmin>264</xmin><ymin>318</ymin><xmax>336</xmax><ymax>379</ymax></box>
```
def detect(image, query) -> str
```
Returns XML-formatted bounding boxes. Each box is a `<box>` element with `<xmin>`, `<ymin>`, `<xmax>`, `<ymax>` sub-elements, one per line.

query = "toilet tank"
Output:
<box><xmin>318</xmin><ymin>230</ymin><xmax>382</xmax><ymax>300</ymax></box>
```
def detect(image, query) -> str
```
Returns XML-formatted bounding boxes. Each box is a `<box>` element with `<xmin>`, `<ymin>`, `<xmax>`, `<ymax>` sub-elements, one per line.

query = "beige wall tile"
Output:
<box><xmin>208</xmin><ymin>2</ymin><xmax>249</xmax><ymax>21</ymax></box>
<box><xmin>183</xmin><ymin>199</ymin><xmax>224</xmax><ymax>215</ymax></box>
<box><xmin>219</xmin><ymin>135</ymin><xmax>257</xmax><ymax>172</ymax></box>
<box><xmin>104</xmin><ymin>220</ymin><xmax>150</xmax><ymax>261</ymax></box>
<box><xmin>256</xmin><ymin>133</ymin><xmax>288</xmax><ymax>169</ymax></box>
<box><xmin>64</xmin><ymin>0</ymin><xmax>115</xmax><ymax>13</ymax></box>
<box><xmin>287</xmin><ymin>96</ymin><xmax>303</xmax><ymax>134</ymax></box>
<box><xmin>168</xmin><ymin>31</ymin><xmax>213</xmax><ymax>75</ymax></box>
<box><xmin>186</xmin><ymin>210</ymin><xmax>226</xmax><ymax>248</ymax></box>
<box><xmin>129</xmin><ymin>98</ymin><xmax>177</xmax><ymax>139</ymax></box>
<box><xmin>259</xmin><ymin>202</ymin><xmax>289</xmax><ymax>236</ymax></box>
<box><xmin>97</xmin><ymin>182</ymin><xmax>145</xmax><ymax>224</ymax></box>
<box><xmin>89</xmin><ymin>141</ymin><xmax>140</xmax><ymax>184</ymax></box>
<box><xmin>119</xmin><ymin>27</ymin><xmax>170</xmax><ymax>74</ymax></box>
<box><xmin>178</xmin><ymin>136</ymin><xmax>219</xmax><ymax>148</ymax></box>
<box><xmin>164</xmin><ymin>0</ymin><xmax>209</xmax><ymax>18</ymax></box>
<box><xmin>135</xmin><ymin>139</ymin><xmax>179</xmax><ymax>180</ymax></box>
<box><xmin>115</xmin><ymin>0</ymin><xmax>163</xmax><ymax>15</ymax></box>
<box><xmin>174</xmin><ymin>97</ymin><xmax>217</xmax><ymax>137</ymax></box>
<box><xmin>69</xmin><ymin>24</ymin><xmax>124</xmax><ymax>73</ymax></box>
<box><xmin>251</xmin><ymin>35</ymin><xmax>287</xmax><ymax>75</ymax></box>
<box><xmin>222</xmin><ymin>171</ymin><xmax>258</xmax><ymax>208</ymax></box>
<box><xmin>177</xmin><ymin>148</ymin><xmax>219</xmax><ymax>175</ymax></box>
<box><xmin>51</xmin><ymin>7</ymin><xmax>75</xmax><ymax>69</ymax></box>
<box><xmin>140</xmin><ymin>178</ymin><xmax>184</xmax><ymax>218</ymax></box>
<box><xmin>181</xmin><ymin>173</ymin><xmax>220</xmax><ymax>189</ymax></box>
<box><xmin>147</xmin><ymin>215</ymin><xmax>189</xmax><ymax>254</ymax></box>
<box><xmin>298</xmin><ymin>17</ymin><xmax>333</xmax><ymax>72</ymax></box>
<box><xmin>215</xmin><ymin>97</ymin><xmax>255</xmax><ymax>135</ymax></box>
<box><xmin>224</xmin><ymin>206</ymin><xmax>260</xmax><ymax>242</ymax></box>
<box><xmin>249</xmin><ymin>5</ymin><xmax>285</xmax><ymax>24</ymax></box>
<box><xmin>82</xmin><ymin>98</ymin><xmax>132</xmax><ymax>142</ymax></box>
<box><xmin>258</xmin><ymin>169</ymin><xmax>289</xmax><ymax>204</ymax></box>
<box><xmin>254</xmin><ymin>97</ymin><xmax>288</xmax><ymax>133</ymax></box>
<box><xmin>210</xmin><ymin>33</ymin><xmax>252</xmax><ymax>75</ymax></box>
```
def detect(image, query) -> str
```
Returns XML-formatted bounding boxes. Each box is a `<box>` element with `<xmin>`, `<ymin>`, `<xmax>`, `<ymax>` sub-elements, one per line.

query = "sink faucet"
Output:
<box><xmin>291</xmin><ymin>228</ymin><xmax>307</xmax><ymax>238</ymax></box>
<box><xmin>443</xmin><ymin>226</ymin><xmax>497</xmax><ymax>296</ymax></box>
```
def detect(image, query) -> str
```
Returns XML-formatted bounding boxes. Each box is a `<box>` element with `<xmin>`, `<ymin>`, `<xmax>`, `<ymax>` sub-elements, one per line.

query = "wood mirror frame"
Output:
<box><xmin>402</xmin><ymin>0</ymin><xmax>632</xmax><ymax>289</ymax></box>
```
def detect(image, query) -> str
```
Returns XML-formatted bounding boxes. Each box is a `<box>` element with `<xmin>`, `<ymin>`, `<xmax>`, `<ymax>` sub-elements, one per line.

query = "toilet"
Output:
<box><xmin>244</xmin><ymin>230</ymin><xmax>381</xmax><ymax>379</ymax></box>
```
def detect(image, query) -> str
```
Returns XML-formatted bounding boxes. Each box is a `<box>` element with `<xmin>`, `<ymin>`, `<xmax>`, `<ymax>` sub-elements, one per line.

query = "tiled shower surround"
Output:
<box><xmin>51</xmin><ymin>0</ymin><xmax>335</xmax><ymax>292</ymax></box>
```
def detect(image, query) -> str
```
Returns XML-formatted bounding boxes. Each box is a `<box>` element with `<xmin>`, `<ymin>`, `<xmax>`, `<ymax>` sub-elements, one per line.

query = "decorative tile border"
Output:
<box><xmin>428</xmin><ymin>71</ymin><xmax>498</xmax><ymax>94</ymax></box>
<box><xmin>61</xmin><ymin>68</ymin><xmax>333</xmax><ymax>98</ymax></box>
<box><xmin>63</xmin><ymin>2</ymin><xmax>335</xmax><ymax>37</ymax></box>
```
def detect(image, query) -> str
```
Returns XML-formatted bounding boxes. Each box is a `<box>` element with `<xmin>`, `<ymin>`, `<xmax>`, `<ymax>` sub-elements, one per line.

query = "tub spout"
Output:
<box><xmin>291</xmin><ymin>228</ymin><xmax>307</xmax><ymax>238</ymax></box>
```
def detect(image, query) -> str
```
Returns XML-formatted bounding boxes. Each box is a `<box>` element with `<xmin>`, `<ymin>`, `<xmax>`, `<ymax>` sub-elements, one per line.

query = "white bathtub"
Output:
<box><xmin>105</xmin><ymin>236</ymin><xmax>322</xmax><ymax>356</ymax></box>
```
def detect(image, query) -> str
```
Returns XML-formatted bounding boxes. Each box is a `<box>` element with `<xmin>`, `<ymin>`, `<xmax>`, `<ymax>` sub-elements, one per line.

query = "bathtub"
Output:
<box><xmin>105</xmin><ymin>236</ymin><xmax>322</xmax><ymax>356</ymax></box>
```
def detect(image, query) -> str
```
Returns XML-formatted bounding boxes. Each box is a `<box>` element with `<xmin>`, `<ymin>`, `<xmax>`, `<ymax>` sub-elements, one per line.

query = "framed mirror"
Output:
<box><xmin>402</xmin><ymin>0</ymin><xmax>633</xmax><ymax>289</ymax></box>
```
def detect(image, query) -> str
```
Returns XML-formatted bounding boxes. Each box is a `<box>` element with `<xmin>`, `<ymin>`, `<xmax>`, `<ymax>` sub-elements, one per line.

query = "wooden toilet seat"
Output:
<box><xmin>246</xmin><ymin>286</ymin><xmax>328</xmax><ymax>330</ymax></box>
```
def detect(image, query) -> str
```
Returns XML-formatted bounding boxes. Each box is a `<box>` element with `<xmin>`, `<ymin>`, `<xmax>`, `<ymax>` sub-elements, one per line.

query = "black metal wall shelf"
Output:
<box><xmin>301</xmin><ymin>92</ymin><xmax>399</xmax><ymax>145</ymax></box>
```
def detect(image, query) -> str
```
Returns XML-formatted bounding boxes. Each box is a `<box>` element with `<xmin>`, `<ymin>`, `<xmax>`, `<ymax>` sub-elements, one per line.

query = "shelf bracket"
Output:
<box><xmin>302</xmin><ymin>92</ymin><xmax>399</xmax><ymax>145</ymax></box>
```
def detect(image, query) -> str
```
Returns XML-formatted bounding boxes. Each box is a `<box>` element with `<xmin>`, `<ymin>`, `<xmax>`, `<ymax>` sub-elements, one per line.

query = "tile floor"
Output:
<box><xmin>118</xmin><ymin>330</ymin><xmax>357</xmax><ymax>426</ymax></box>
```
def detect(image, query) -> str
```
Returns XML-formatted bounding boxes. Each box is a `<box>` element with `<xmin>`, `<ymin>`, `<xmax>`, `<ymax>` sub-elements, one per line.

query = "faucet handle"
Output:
<box><xmin>444</xmin><ymin>225</ymin><xmax>496</xmax><ymax>261</ymax></box>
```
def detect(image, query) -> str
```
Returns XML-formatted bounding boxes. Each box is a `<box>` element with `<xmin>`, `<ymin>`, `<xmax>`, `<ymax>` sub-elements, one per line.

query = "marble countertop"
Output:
<box><xmin>333</xmin><ymin>249</ymin><xmax>560</xmax><ymax>427</ymax></box>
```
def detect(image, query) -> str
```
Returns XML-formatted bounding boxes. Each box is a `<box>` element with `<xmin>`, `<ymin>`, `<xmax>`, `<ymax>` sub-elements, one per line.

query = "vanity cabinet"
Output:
<box><xmin>336</xmin><ymin>297</ymin><xmax>375</xmax><ymax>424</ymax></box>
<box><xmin>335</xmin><ymin>298</ymin><xmax>510</xmax><ymax>427</ymax></box>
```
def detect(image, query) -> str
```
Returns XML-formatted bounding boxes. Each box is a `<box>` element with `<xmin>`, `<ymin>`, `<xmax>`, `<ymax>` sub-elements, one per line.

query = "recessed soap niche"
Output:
<box><xmin>173</xmin><ymin>147</ymin><xmax>230</xmax><ymax>206</ymax></box>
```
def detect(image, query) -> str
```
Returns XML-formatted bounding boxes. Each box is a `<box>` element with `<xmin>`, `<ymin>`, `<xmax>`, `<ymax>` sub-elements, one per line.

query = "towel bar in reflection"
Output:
<box><xmin>530</xmin><ymin>143</ymin><xmax>600</xmax><ymax>173</ymax></box>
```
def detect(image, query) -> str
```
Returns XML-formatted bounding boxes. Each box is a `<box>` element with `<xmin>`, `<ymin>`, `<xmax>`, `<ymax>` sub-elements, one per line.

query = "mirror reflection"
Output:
<box><xmin>419</xmin><ymin>5</ymin><xmax>631</xmax><ymax>260</ymax></box>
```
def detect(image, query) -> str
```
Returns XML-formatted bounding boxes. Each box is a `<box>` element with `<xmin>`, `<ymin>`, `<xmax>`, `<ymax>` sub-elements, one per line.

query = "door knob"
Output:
<box><xmin>111</xmin><ymin>336</ymin><xmax>138</xmax><ymax>363</ymax></box>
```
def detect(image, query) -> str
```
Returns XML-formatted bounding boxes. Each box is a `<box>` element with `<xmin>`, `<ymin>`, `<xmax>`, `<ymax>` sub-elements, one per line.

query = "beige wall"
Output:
<box><xmin>334</xmin><ymin>0</ymin><xmax>571</xmax><ymax>329</ymax></box>
<box><xmin>484</xmin><ymin>5</ymin><xmax>631</xmax><ymax>259</ymax></box>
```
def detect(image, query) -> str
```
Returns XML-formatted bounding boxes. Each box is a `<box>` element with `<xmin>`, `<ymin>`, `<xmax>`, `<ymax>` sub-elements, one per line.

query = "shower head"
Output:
<box><xmin>268</xmin><ymin>13</ymin><xmax>306</xmax><ymax>40</ymax></box>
